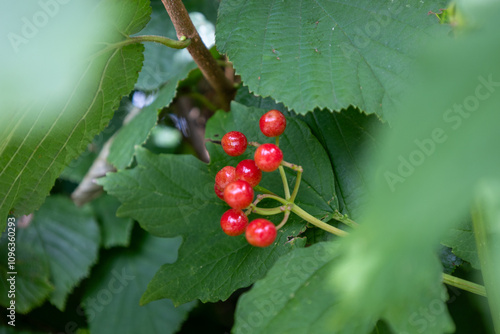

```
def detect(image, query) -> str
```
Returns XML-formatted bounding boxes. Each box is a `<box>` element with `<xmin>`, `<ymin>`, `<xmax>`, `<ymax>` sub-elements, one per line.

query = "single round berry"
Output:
<box><xmin>235</xmin><ymin>159</ymin><xmax>262</xmax><ymax>187</ymax></box>
<box><xmin>254</xmin><ymin>143</ymin><xmax>283</xmax><ymax>172</ymax></box>
<box><xmin>246</xmin><ymin>218</ymin><xmax>277</xmax><ymax>247</ymax></box>
<box><xmin>260</xmin><ymin>110</ymin><xmax>287</xmax><ymax>137</ymax></box>
<box><xmin>215</xmin><ymin>166</ymin><xmax>236</xmax><ymax>200</ymax></box>
<box><xmin>220</xmin><ymin>209</ymin><xmax>248</xmax><ymax>236</ymax></box>
<box><xmin>222</xmin><ymin>131</ymin><xmax>247</xmax><ymax>156</ymax></box>
<box><xmin>224</xmin><ymin>180</ymin><xmax>254</xmax><ymax>209</ymax></box>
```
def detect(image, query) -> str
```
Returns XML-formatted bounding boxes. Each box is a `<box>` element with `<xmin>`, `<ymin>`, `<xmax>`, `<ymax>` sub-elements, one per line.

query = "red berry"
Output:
<box><xmin>215</xmin><ymin>166</ymin><xmax>236</xmax><ymax>200</ymax></box>
<box><xmin>224</xmin><ymin>180</ymin><xmax>254</xmax><ymax>209</ymax></box>
<box><xmin>220</xmin><ymin>209</ymin><xmax>248</xmax><ymax>236</ymax></box>
<box><xmin>260</xmin><ymin>110</ymin><xmax>286</xmax><ymax>137</ymax></box>
<box><xmin>222</xmin><ymin>131</ymin><xmax>247</xmax><ymax>156</ymax></box>
<box><xmin>245</xmin><ymin>218</ymin><xmax>277</xmax><ymax>247</ymax></box>
<box><xmin>254</xmin><ymin>143</ymin><xmax>283</xmax><ymax>172</ymax></box>
<box><xmin>235</xmin><ymin>159</ymin><xmax>262</xmax><ymax>187</ymax></box>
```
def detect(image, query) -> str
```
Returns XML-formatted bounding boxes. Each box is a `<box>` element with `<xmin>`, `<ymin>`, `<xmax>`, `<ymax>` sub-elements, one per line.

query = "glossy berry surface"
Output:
<box><xmin>224</xmin><ymin>180</ymin><xmax>254</xmax><ymax>209</ymax></box>
<box><xmin>215</xmin><ymin>166</ymin><xmax>236</xmax><ymax>200</ymax></box>
<box><xmin>245</xmin><ymin>218</ymin><xmax>277</xmax><ymax>247</ymax></box>
<box><xmin>222</xmin><ymin>131</ymin><xmax>247</xmax><ymax>156</ymax></box>
<box><xmin>220</xmin><ymin>209</ymin><xmax>248</xmax><ymax>236</ymax></box>
<box><xmin>235</xmin><ymin>159</ymin><xmax>262</xmax><ymax>187</ymax></box>
<box><xmin>260</xmin><ymin>109</ymin><xmax>287</xmax><ymax>137</ymax></box>
<box><xmin>254</xmin><ymin>143</ymin><xmax>283</xmax><ymax>172</ymax></box>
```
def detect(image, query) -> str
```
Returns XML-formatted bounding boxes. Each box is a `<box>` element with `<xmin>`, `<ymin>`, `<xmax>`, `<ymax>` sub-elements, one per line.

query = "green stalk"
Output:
<box><xmin>113</xmin><ymin>35</ymin><xmax>191</xmax><ymax>49</ymax></box>
<box><xmin>278</xmin><ymin>166</ymin><xmax>291</xmax><ymax>200</ymax></box>
<box><xmin>471</xmin><ymin>183</ymin><xmax>500</xmax><ymax>332</ymax></box>
<box><xmin>291</xmin><ymin>205</ymin><xmax>348</xmax><ymax>237</ymax></box>
<box><xmin>332</xmin><ymin>211</ymin><xmax>359</xmax><ymax>229</ymax></box>
<box><xmin>289</xmin><ymin>168</ymin><xmax>303</xmax><ymax>203</ymax></box>
<box><xmin>442</xmin><ymin>273</ymin><xmax>486</xmax><ymax>297</ymax></box>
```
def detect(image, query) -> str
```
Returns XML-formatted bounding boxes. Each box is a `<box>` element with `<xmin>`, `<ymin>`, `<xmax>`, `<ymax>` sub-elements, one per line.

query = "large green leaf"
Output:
<box><xmin>441</xmin><ymin>219</ymin><xmax>480</xmax><ymax>270</ymax></box>
<box><xmin>328</xmin><ymin>2</ymin><xmax>500</xmax><ymax>333</ymax></box>
<box><xmin>100</xmin><ymin>102</ymin><xmax>340</xmax><ymax>306</ymax></box>
<box><xmin>0</xmin><ymin>196</ymin><xmax>100</xmax><ymax>313</ymax></box>
<box><xmin>233</xmin><ymin>242</ymin><xmax>372</xmax><ymax>333</ymax></box>
<box><xmin>82</xmin><ymin>232</ymin><xmax>195</xmax><ymax>334</ymax></box>
<box><xmin>108</xmin><ymin>104</ymin><xmax>158</xmax><ymax>170</ymax></box>
<box><xmin>216</xmin><ymin>0</ymin><xmax>448</xmax><ymax>119</ymax></box>
<box><xmin>0</xmin><ymin>230</ymin><xmax>53</xmax><ymax>314</ymax></box>
<box><xmin>0</xmin><ymin>0</ymin><xmax>151</xmax><ymax>229</ymax></box>
<box><xmin>235</xmin><ymin>242</ymin><xmax>451</xmax><ymax>334</ymax></box>
<box><xmin>302</xmin><ymin>107</ymin><xmax>384</xmax><ymax>220</ymax></box>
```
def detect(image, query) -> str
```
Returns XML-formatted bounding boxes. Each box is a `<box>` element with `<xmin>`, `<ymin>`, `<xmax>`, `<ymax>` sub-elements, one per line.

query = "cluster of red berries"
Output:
<box><xmin>215</xmin><ymin>110</ymin><xmax>287</xmax><ymax>247</ymax></box>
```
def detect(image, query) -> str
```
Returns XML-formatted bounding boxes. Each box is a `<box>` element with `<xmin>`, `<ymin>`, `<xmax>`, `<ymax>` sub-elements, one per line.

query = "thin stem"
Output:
<box><xmin>129</xmin><ymin>35</ymin><xmax>191</xmax><ymax>49</ymax></box>
<box><xmin>248</xmin><ymin>141</ymin><xmax>261</xmax><ymax>147</ymax></box>
<box><xmin>276</xmin><ymin>208</ymin><xmax>291</xmax><ymax>230</ymax></box>
<box><xmin>275</xmin><ymin>136</ymin><xmax>280</xmax><ymax>147</ymax></box>
<box><xmin>92</xmin><ymin>35</ymin><xmax>191</xmax><ymax>59</ymax></box>
<box><xmin>278</xmin><ymin>166</ymin><xmax>291</xmax><ymax>200</ymax></box>
<box><xmin>161</xmin><ymin>0</ymin><xmax>235</xmax><ymax>110</ymax></box>
<box><xmin>289</xmin><ymin>168</ymin><xmax>302</xmax><ymax>202</ymax></box>
<box><xmin>291</xmin><ymin>204</ymin><xmax>348</xmax><ymax>237</ymax></box>
<box><xmin>442</xmin><ymin>273</ymin><xmax>487</xmax><ymax>297</ymax></box>
<box><xmin>256</xmin><ymin>194</ymin><xmax>289</xmax><ymax>206</ymax></box>
<box><xmin>252</xmin><ymin>206</ymin><xmax>283</xmax><ymax>216</ymax></box>
<box><xmin>332</xmin><ymin>211</ymin><xmax>359</xmax><ymax>229</ymax></box>
<box><xmin>281</xmin><ymin>160</ymin><xmax>303</xmax><ymax>172</ymax></box>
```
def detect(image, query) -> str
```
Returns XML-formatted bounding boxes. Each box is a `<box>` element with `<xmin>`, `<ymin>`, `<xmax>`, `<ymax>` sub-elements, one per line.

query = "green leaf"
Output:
<box><xmin>328</xmin><ymin>3</ymin><xmax>500</xmax><ymax>333</ymax></box>
<box><xmin>100</xmin><ymin>102</ymin><xmax>338</xmax><ymax>306</ymax></box>
<box><xmin>0</xmin><ymin>196</ymin><xmax>100</xmax><ymax>312</ymax></box>
<box><xmin>101</xmin><ymin>147</ymin><xmax>307</xmax><ymax>306</ymax></box>
<box><xmin>91</xmin><ymin>195</ymin><xmax>133</xmax><ymax>248</ymax></box>
<box><xmin>0</xmin><ymin>0</ymin><xmax>151</xmax><ymax>229</ymax></box>
<box><xmin>234</xmin><ymin>86</ymin><xmax>288</xmax><ymax>113</ymax></box>
<box><xmin>233</xmin><ymin>242</ymin><xmax>375</xmax><ymax>334</ymax></box>
<box><xmin>235</xmin><ymin>241</ymin><xmax>451</xmax><ymax>334</ymax></box>
<box><xmin>108</xmin><ymin>105</ymin><xmax>158</xmax><ymax>170</ymax></box>
<box><xmin>32</xmin><ymin>196</ymin><xmax>99</xmax><ymax>310</ymax></box>
<box><xmin>216</xmin><ymin>0</ymin><xmax>448</xmax><ymax>119</ymax></box>
<box><xmin>82</xmin><ymin>232</ymin><xmax>195</xmax><ymax>334</ymax></box>
<box><xmin>302</xmin><ymin>107</ymin><xmax>384</xmax><ymax>220</ymax></box>
<box><xmin>441</xmin><ymin>219</ymin><xmax>480</xmax><ymax>270</ymax></box>
<box><xmin>36</xmin><ymin>196</ymin><xmax>100</xmax><ymax>310</ymax></box>
<box><xmin>0</xmin><ymin>231</ymin><xmax>53</xmax><ymax>314</ymax></box>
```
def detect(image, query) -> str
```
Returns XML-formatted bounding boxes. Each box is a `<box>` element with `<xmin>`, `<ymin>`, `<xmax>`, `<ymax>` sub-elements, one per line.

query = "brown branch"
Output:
<box><xmin>161</xmin><ymin>0</ymin><xmax>235</xmax><ymax>110</ymax></box>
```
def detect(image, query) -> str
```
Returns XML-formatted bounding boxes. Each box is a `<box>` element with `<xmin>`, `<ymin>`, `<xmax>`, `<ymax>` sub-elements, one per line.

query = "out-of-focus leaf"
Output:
<box><xmin>0</xmin><ymin>0</ymin><xmax>151</xmax><ymax>229</ymax></box>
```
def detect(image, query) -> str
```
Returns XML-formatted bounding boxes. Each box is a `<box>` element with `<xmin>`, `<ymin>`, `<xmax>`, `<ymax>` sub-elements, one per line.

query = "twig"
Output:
<box><xmin>161</xmin><ymin>0</ymin><xmax>235</xmax><ymax>110</ymax></box>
